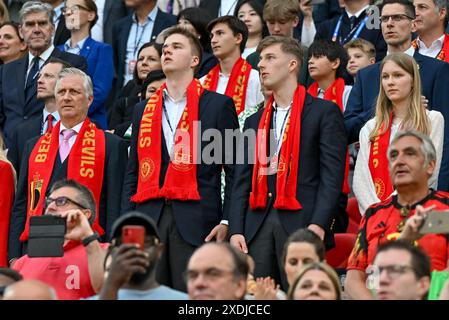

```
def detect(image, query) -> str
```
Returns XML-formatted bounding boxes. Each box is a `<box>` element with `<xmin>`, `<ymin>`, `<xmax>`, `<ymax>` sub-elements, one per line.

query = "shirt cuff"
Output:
<box><xmin>220</xmin><ymin>220</ymin><xmax>229</xmax><ymax>226</ymax></box>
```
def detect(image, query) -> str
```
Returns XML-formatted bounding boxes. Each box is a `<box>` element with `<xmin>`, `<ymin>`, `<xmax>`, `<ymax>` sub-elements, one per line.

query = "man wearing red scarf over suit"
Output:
<box><xmin>412</xmin><ymin>0</ymin><xmax>449</xmax><ymax>62</ymax></box>
<box><xmin>229</xmin><ymin>36</ymin><xmax>347</xmax><ymax>290</ymax></box>
<box><xmin>200</xmin><ymin>15</ymin><xmax>264</xmax><ymax>116</ymax></box>
<box><xmin>121</xmin><ymin>27</ymin><xmax>239</xmax><ymax>292</ymax></box>
<box><xmin>8</xmin><ymin>68</ymin><xmax>128</xmax><ymax>263</ymax></box>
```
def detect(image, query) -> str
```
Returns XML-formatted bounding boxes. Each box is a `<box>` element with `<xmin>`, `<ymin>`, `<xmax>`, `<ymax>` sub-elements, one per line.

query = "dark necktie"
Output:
<box><xmin>349</xmin><ymin>16</ymin><xmax>357</xmax><ymax>30</ymax></box>
<box><xmin>26</xmin><ymin>56</ymin><xmax>40</xmax><ymax>89</ymax></box>
<box><xmin>46</xmin><ymin>114</ymin><xmax>53</xmax><ymax>133</ymax></box>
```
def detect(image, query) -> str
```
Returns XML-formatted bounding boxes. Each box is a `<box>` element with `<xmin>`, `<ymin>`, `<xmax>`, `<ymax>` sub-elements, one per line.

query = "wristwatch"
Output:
<box><xmin>82</xmin><ymin>232</ymin><xmax>100</xmax><ymax>247</ymax></box>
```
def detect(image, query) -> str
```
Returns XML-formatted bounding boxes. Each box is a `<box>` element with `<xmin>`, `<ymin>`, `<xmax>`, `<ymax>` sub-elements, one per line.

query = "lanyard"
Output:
<box><xmin>332</xmin><ymin>15</ymin><xmax>369</xmax><ymax>45</ymax></box>
<box><xmin>133</xmin><ymin>20</ymin><xmax>150</xmax><ymax>57</ymax></box>
<box><xmin>273</xmin><ymin>107</ymin><xmax>291</xmax><ymax>156</ymax></box>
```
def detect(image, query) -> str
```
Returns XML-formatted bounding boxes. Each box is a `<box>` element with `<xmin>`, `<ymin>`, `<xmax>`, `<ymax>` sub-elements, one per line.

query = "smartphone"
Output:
<box><xmin>122</xmin><ymin>225</ymin><xmax>145</xmax><ymax>249</ymax></box>
<box><xmin>28</xmin><ymin>215</ymin><xmax>66</xmax><ymax>257</ymax></box>
<box><xmin>419</xmin><ymin>210</ymin><xmax>449</xmax><ymax>235</ymax></box>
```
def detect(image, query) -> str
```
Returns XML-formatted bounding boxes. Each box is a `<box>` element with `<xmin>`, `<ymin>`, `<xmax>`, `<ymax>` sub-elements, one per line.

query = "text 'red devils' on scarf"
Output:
<box><xmin>308</xmin><ymin>78</ymin><xmax>350</xmax><ymax>194</ymax></box>
<box><xmin>24</xmin><ymin>119</ymin><xmax>105</xmax><ymax>242</ymax></box>
<box><xmin>132</xmin><ymin>79</ymin><xmax>203</xmax><ymax>203</ymax></box>
<box><xmin>369</xmin><ymin>120</ymin><xmax>394</xmax><ymax>201</ymax></box>
<box><xmin>202</xmin><ymin>57</ymin><xmax>251</xmax><ymax>115</ymax></box>
<box><xmin>249</xmin><ymin>85</ymin><xmax>307</xmax><ymax>210</ymax></box>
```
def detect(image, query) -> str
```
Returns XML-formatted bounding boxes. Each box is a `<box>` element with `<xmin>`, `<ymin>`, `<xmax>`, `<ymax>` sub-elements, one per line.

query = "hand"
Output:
<box><xmin>230</xmin><ymin>234</ymin><xmax>248</xmax><ymax>253</ymax></box>
<box><xmin>400</xmin><ymin>205</ymin><xmax>435</xmax><ymax>242</ymax></box>
<box><xmin>300</xmin><ymin>0</ymin><xmax>313</xmax><ymax>18</ymax></box>
<box><xmin>308</xmin><ymin>224</ymin><xmax>325</xmax><ymax>240</ymax></box>
<box><xmin>421</xmin><ymin>95</ymin><xmax>429</xmax><ymax>109</ymax></box>
<box><xmin>253</xmin><ymin>277</ymin><xmax>280</xmax><ymax>300</ymax></box>
<box><xmin>104</xmin><ymin>244</ymin><xmax>149</xmax><ymax>290</ymax></box>
<box><xmin>105</xmin><ymin>129</ymin><xmax>115</xmax><ymax>134</ymax></box>
<box><xmin>58</xmin><ymin>209</ymin><xmax>94</xmax><ymax>242</ymax></box>
<box><xmin>205</xmin><ymin>224</ymin><xmax>228</xmax><ymax>242</ymax></box>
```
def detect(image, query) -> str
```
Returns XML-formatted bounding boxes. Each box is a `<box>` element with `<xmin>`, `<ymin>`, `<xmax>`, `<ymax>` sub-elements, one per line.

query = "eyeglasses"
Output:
<box><xmin>44</xmin><ymin>196</ymin><xmax>87</xmax><ymax>210</ymax></box>
<box><xmin>61</xmin><ymin>4</ymin><xmax>91</xmax><ymax>15</ymax></box>
<box><xmin>184</xmin><ymin>268</ymin><xmax>235</xmax><ymax>282</ymax></box>
<box><xmin>380</xmin><ymin>14</ymin><xmax>414</xmax><ymax>23</ymax></box>
<box><xmin>377</xmin><ymin>264</ymin><xmax>415</xmax><ymax>279</ymax></box>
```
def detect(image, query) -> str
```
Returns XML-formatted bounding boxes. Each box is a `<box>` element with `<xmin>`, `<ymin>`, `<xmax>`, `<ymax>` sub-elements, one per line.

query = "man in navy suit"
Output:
<box><xmin>8</xmin><ymin>68</ymin><xmax>128</xmax><ymax>263</ymax></box>
<box><xmin>229</xmin><ymin>36</ymin><xmax>347</xmax><ymax>290</ymax></box>
<box><xmin>112</xmin><ymin>0</ymin><xmax>176</xmax><ymax>93</ymax></box>
<box><xmin>121</xmin><ymin>27</ymin><xmax>239</xmax><ymax>292</ymax></box>
<box><xmin>344</xmin><ymin>0</ymin><xmax>449</xmax><ymax>190</ymax></box>
<box><xmin>0</xmin><ymin>1</ymin><xmax>87</xmax><ymax>148</ymax></box>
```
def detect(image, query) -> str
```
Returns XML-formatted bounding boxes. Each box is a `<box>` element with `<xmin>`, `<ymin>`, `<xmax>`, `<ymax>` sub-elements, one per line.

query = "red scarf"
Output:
<box><xmin>131</xmin><ymin>79</ymin><xmax>203</xmax><ymax>203</ymax></box>
<box><xmin>202</xmin><ymin>57</ymin><xmax>252</xmax><ymax>115</ymax></box>
<box><xmin>24</xmin><ymin>119</ymin><xmax>106</xmax><ymax>242</ymax></box>
<box><xmin>308</xmin><ymin>78</ymin><xmax>350</xmax><ymax>194</ymax></box>
<box><xmin>412</xmin><ymin>34</ymin><xmax>449</xmax><ymax>63</ymax></box>
<box><xmin>368</xmin><ymin>120</ymin><xmax>394</xmax><ymax>201</ymax></box>
<box><xmin>249</xmin><ymin>85</ymin><xmax>306</xmax><ymax>210</ymax></box>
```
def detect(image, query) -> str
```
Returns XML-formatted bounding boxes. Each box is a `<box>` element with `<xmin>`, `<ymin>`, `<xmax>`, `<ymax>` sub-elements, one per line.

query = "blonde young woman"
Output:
<box><xmin>353</xmin><ymin>53</ymin><xmax>444</xmax><ymax>215</ymax></box>
<box><xmin>0</xmin><ymin>135</ymin><xmax>15</xmax><ymax>267</ymax></box>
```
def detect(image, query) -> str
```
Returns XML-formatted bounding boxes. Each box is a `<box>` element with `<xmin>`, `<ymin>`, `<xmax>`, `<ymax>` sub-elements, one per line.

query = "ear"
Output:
<box><xmin>87</xmin><ymin>12</ymin><xmax>96</xmax><ymax>23</ymax></box>
<box><xmin>369</xmin><ymin>57</ymin><xmax>376</xmax><ymax>64</ymax></box>
<box><xmin>87</xmin><ymin>95</ymin><xmax>94</xmax><ymax>108</ymax></box>
<box><xmin>292</xmin><ymin>16</ymin><xmax>300</xmax><ymax>28</ymax></box>
<box><xmin>235</xmin><ymin>33</ymin><xmax>243</xmax><ymax>47</ymax></box>
<box><xmin>18</xmin><ymin>25</ymin><xmax>24</xmax><ymax>39</ymax></box>
<box><xmin>288</xmin><ymin>58</ymin><xmax>299</xmax><ymax>74</ymax></box>
<box><xmin>191</xmin><ymin>55</ymin><xmax>200</xmax><ymax>70</ymax></box>
<box><xmin>426</xmin><ymin>159</ymin><xmax>436</xmax><ymax>177</ymax></box>
<box><xmin>331</xmin><ymin>58</ymin><xmax>341</xmax><ymax>71</ymax></box>
<box><xmin>440</xmin><ymin>7</ymin><xmax>447</xmax><ymax>22</ymax></box>
<box><xmin>416</xmin><ymin>276</ymin><xmax>430</xmax><ymax>299</ymax></box>
<box><xmin>411</xmin><ymin>19</ymin><xmax>417</xmax><ymax>33</ymax></box>
<box><xmin>234</xmin><ymin>278</ymin><xmax>248</xmax><ymax>300</ymax></box>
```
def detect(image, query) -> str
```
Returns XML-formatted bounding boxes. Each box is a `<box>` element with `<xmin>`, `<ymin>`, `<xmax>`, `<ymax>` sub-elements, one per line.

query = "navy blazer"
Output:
<box><xmin>112</xmin><ymin>9</ymin><xmax>176</xmax><ymax>93</ymax></box>
<box><xmin>8</xmin><ymin>130</ymin><xmax>128</xmax><ymax>259</ymax></box>
<box><xmin>121</xmin><ymin>90</ymin><xmax>239</xmax><ymax>247</ymax></box>
<box><xmin>0</xmin><ymin>48</ymin><xmax>87</xmax><ymax>148</ymax></box>
<box><xmin>344</xmin><ymin>52</ymin><xmax>449</xmax><ymax>191</ymax></box>
<box><xmin>228</xmin><ymin>93</ymin><xmax>347</xmax><ymax>248</ymax></box>
<box><xmin>315</xmin><ymin>10</ymin><xmax>387</xmax><ymax>62</ymax></box>
<box><xmin>103</xmin><ymin>0</ymin><xmax>129</xmax><ymax>45</ymax></box>
<box><xmin>58</xmin><ymin>37</ymin><xmax>114</xmax><ymax>129</ymax></box>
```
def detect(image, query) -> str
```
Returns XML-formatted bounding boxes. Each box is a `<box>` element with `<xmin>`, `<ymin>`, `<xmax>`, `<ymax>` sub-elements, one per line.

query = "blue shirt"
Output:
<box><xmin>63</xmin><ymin>37</ymin><xmax>88</xmax><ymax>55</ymax></box>
<box><xmin>124</xmin><ymin>6</ymin><xmax>158</xmax><ymax>85</ymax></box>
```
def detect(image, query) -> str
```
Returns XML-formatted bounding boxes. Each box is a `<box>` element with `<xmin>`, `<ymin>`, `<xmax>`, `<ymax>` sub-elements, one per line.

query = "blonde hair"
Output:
<box><xmin>0</xmin><ymin>134</ymin><xmax>17</xmax><ymax>186</ymax></box>
<box><xmin>0</xmin><ymin>0</ymin><xmax>9</xmax><ymax>23</ymax></box>
<box><xmin>344</xmin><ymin>38</ymin><xmax>376</xmax><ymax>60</ymax></box>
<box><xmin>287</xmin><ymin>262</ymin><xmax>342</xmax><ymax>300</ymax></box>
<box><xmin>370</xmin><ymin>53</ymin><xmax>430</xmax><ymax>141</ymax></box>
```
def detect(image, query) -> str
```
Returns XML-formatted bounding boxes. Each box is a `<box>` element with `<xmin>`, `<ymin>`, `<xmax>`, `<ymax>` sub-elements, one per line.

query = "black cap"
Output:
<box><xmin>111</xmin><ymin>211</ymin><xmax>160</xmax><ymax>240</ymax></box>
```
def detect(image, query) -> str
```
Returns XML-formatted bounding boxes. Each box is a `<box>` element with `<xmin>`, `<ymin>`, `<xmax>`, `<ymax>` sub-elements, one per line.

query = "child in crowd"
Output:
<box><xmin>344</xmin><ymin>38</ymin><xmax>376</xmax><ymax>82</ymax></box>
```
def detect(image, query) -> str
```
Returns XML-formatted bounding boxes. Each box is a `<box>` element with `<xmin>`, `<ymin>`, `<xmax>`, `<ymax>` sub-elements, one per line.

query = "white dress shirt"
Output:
<box><xmin>416</xmin><ymin>34</ymin><xmax>445</xmax><ymax>58</ymax></box>
<box><xmin>90</xmin><ymin>0</ymin><xmax>106</xmax><ymax>43</ymax></box>
<box><xmin>162</xmin><ymin>89</ymin><xmax>187</xmax><ymax>155</ymax></box>
<box><xmin>272</xmin><ymin>102</ymin><xmax>292</xmax><ymax>155</ymax></box>
<box><xmin>200</xmin><ymin>68</ymin><xmax>264</xmax><ymax>110</ymax></box>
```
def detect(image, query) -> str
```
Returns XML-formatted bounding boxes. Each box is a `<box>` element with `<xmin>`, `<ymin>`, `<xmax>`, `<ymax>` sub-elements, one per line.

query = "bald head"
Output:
<box><xmin>3</xmin><ymin>280</ymin><xmax>57</xmax><ymax>300</ymax></box>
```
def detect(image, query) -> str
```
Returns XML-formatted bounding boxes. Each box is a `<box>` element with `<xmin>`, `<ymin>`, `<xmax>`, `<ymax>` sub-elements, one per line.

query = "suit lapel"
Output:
<box><xmin>103</xmin><ymin>0</ymin><xmax>114</xmax><ymax>22</ymax></box>
<box><xmin>17</xmin><ymin>56</ymin><xmax>28</xmax><ymax>106</ymax></box>
<box><xmin>80</xmin><ymin>37</ymin><xmax>94</xmax><ymax>59</ymax></box>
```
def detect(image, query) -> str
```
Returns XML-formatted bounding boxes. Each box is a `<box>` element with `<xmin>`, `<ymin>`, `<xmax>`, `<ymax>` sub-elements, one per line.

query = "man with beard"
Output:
<box><xmin>97</xmin><ymin>211</ymin><xmax>187</xmax><ymax>300</ymax></box>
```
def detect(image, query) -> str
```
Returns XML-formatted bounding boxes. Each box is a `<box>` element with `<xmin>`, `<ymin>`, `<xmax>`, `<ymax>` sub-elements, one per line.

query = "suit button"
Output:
<box><xmin>268</xmin><ymin>192</ymin><xmax>273</xmax><ymax>198</ymax></box>
<box><xmin>23</xmin><ymin>116</ymin><xmax>28</xmax><ymax>120</ymax></box>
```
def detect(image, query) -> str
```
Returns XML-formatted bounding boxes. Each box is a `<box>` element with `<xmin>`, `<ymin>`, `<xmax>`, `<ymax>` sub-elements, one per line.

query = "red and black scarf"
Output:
<box><xmin>202</xmin><ymin>57</ymin><xmax>251</xmax><ymax>115</ymax></box>
<box><xmin>131</xmin><ymin>79</ymin><xmax>203</xmax><ymax>203</ymax></box>
<box><xmin>24</xmin><ymin>119</ymin><xmax>105</xmax><ymax>241</ymax></box>
<box><xmin>249</xmin><ymin>85</ymin><xmax>306</xmax><ymax>210</ymax></box>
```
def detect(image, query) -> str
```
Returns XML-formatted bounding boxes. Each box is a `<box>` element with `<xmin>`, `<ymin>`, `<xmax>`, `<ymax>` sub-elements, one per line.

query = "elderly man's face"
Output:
<box><xmin>388</xmin><ymin>136</ymin><xmax>435</xmax><ymax>188</ymax></box>
<box><xmin>19</xmin><ymin>11</ymin><xmax>54</xmax><ymax>54</ymax></box>
<box><xmin>55</xmin><ymin>75</ymin><xmax>92</xmax><ymax>125</ymax></box>
<box><xmin>186</xmin><ymin>245</ymin><xmax>246</xmax><ymax>300</ymax></box>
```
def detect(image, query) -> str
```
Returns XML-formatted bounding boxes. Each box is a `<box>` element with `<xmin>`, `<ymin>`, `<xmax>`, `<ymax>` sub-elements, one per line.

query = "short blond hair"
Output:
<box><xmin>257</xmin><ymin>35</ymin><xmax>303</xmax><ymax>68</ymax></box>
<box><xmin>263</xmin><ymin>0</ymin><xmax>300</xmax><ymax>22</ymax></box>
<box><xmin>344</xmin><ymin>38</ymin><xmax>376</xmax><ymax>60</ymax></box>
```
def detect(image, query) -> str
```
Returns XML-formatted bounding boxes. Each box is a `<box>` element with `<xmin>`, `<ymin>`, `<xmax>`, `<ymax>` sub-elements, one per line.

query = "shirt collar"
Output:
<box><xmin>346</xmin><ymin>5</ymin><xmax>369</xmax><ymax>18</ymax></box>
<box><xmin>64</xmin><ymin>36</ymin><xmax>88</xmax><ymax>51</ymax></box>
<box><xmin>43</xmin><ymin>109</ymin><xmax>60</xmax><ymax>122</ymax></box>
<box><xmin>416</xmin><ymin>34</ymin><xmax>445</xmax><ymax>50</ymax></box>
<box><xmin>163</xmin><ymin>88</ymin><xmax>186</xmax><ymax>103</ymax></box>
<box><xmin>53</xmin><ymin>2</ymin><xmax>64</xmax><ymax>21</ymax></box>
<box><xmin>132</xmin><ymin>5</ymin><xmax>158</xmax><ymax>25</ymax></box>
<box><xmin>60</xmin><ymin>120</ymin><xmax>85</xmax><ymax>135</ymax></box>
<box><xmin>387</xmin><ymin>46</ymin><xmax>415</xmax><ymax>57</ymax></box>
<box><xmin>28</xmin><ymin>45</ymin><xmax>55</xmax><ymax>66</ymax></box>
<box><xmin>272</xmin><ymin>101</ymin><xmax>292</xmax><ymax>111</ymax></box>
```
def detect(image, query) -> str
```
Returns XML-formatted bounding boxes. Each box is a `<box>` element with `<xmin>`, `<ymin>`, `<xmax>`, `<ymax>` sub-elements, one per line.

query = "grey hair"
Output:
<box><xmin>19</xmin><ymin>1</ymin><xmax>55</xmax><ymax>25</ymax></box>
<box><xmin>433</xmin><ymin>0</ymin><xmax>449</xmax><ymax>24</ymax></box>
<box><xmin>55</xmin><ymin>68</ymin><xmax>94</xmax><ymax>99</ymax></box>
<box><xmin>387</xmin><ymin>130</ymin><xmax>437</xmax><ymax>167</ymax></box>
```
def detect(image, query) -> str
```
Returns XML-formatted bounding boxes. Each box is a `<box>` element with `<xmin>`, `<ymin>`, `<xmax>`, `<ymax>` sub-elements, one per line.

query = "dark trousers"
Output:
<box><xmin>248</xmin><ymin>209</ymin><xmax>289</xmax><ymax>291</ymax></box>
<box><xmin>156</xmin><ymin>203</ymin><xmax>196</xmax><ymax>292</ymax></box>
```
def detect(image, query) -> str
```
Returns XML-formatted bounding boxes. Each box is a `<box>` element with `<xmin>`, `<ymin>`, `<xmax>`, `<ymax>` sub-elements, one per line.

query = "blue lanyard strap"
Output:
<box><xmin>133</xmin><ymin>19</ymin><xmax>150</xmax><ymax>57</ymax></box>
<box><xmin>332</xmin><ymin>15</ymin><xmax>369</xmax><ymax>44</ymax></box>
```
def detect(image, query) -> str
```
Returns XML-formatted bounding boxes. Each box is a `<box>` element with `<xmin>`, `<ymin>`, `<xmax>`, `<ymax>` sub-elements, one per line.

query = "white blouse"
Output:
<box><xmin>353</xmin><ymin>110</ymin><xmax>444</xmax><ymax>215</ymax></box>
